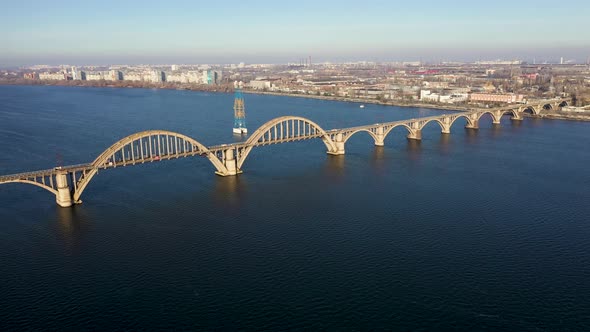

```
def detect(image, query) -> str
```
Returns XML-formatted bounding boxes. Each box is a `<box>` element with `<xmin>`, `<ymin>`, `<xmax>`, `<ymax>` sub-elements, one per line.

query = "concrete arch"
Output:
<box><xmin>558</xmin><ymin>101</ymin><xmax>569</xmax><ymax>107</ymax></box>
<box><xmin>449</xmin><ymin>114</ymin><xmax>477</xmax><ymax>129</ymax></box>
<box><xmin>542</xmin><ymin>103</ymin><xmax>553</xmax><ymax>110</ymax></box>
<box><xmin>1</xmin><ymin>180</ymin><xmax>58</xmax><ymax>195</ymax></box>
<box><xmin>521</xmin><ymin>106</ymin><xmax>538</xmax><ymax>115</ymax></box>
<box><xmin>237</xmin><ymin>116</ymin><xmax>337</xmax><ymax>169</ymax></box>
<box><xmin>342</xmin><ymin>129</ymin><xmax>380</xmax><ymax>144</ymax></box>
<box><xmin>500</xmin><ymin>108</ymin><xmax>520</xmax><ymax>119</ymax></box>
<box><xmin>475</xmin><ymin>111</ymin><xmax>501</xmax><ymax>123</ymax></box>
<box><xmin>419</xmin><ymin>118</ymin><xmax>448</xmax><ymax>132</ymax></box>
<box><xmin>73</xmin><ymin>130</ymin><xmax>225</xmax><ymax>202</ymax></box>
<box><xmin>382</xmin><ymin>123</ymin><xmax>415</xmax><ymax>141</ymax></box>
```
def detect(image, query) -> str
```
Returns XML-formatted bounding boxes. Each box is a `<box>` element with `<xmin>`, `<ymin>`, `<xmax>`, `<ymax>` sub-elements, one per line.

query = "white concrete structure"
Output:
<box><xmin>249</xmin><ymin>80</ymin><xmax>272</xmax><ymax>90</ymax></box>
<box><xmin>0</xmin><ymin>98</ymin><xmax>570</xmax><ymax>207</ymax></box>
<box><xmin>420</xmin><ymin>90</ymin><xmax>440</xmax><ymax>102</ymax></box>
<box><xmin>124</xmin><ymin>72</ymin><xmax>144</xmax><ymax>82</ymax></box>
<box><xmin>85</xmin><ymin>72</ymin><xmax>105</xmax><ymax>81</ymax></box>
<box><xmin>39</xmin><ymin>72</ymin><xmax>66</xmax><ymax>80</ymax></box>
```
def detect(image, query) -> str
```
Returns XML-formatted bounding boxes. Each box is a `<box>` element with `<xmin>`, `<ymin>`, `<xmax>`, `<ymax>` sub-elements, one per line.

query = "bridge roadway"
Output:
<box><xmin>0</xmin><ymin>98</ymin><xmax>570</xmax><ymax>207</ymax></box>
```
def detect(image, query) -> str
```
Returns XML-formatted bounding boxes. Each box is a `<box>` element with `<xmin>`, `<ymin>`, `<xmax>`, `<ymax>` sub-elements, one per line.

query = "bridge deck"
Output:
<box><xmin>0</xmin><ymin>164</ymin><xmax>93</xmax><ymax>182</ymax></box>
<box><xmin>0</xmin><ymin>98</ymin><xmax>569</xmax><ymax>182</ymax></box>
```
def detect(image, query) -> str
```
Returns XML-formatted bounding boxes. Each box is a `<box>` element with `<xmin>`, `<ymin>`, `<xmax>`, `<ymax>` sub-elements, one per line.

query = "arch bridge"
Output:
<box><xmin>0</xmin><ymin>98</ymin><xmax>570</xmax><ymax>207</ymax></box>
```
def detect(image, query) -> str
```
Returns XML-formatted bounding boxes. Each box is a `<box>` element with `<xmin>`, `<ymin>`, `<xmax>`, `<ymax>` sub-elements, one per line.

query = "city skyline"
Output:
<box><xmin>1</xmin><ymin>0</ymin><xmax>590</xmax><ymax>66</ymax></box>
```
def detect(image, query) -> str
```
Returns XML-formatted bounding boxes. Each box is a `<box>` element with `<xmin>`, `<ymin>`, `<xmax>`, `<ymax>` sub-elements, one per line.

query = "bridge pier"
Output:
<box><xmin>374</xmin><ymin>127</ymin><xmax>385</xmax><ymax>146</ymax></box>
<box><xmin>465</xmin><ymin>120</ymin><xmax>479</xmax><ymax>129</ymax></box>
<box><xmin>215</xmin><ymin>149</ymin><xmax>242</xmax><ymax>176</ymax></box>
<box><xmin>441</xmin><ymin>118</ymin><xmax>451</xmax><ymax>134</ymax></box>
<box><xmin>407</xmin><ymin>129</ymin><xmax>422</xmax><ymax>140</ymax></box>
<box><xmin>327</xmin><ymin>133</ymin><xmax>346</xmax><ymax>155</ymax></box>
<box><xmin>55</xmin><ymin>172</ymin><xmax>73</xmax><ymax>207</ymax></box>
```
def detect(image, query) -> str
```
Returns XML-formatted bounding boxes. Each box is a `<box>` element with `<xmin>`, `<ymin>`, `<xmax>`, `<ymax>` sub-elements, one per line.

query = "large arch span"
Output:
<box><xmin>73</xmin><ymin>130</ymin><xmax>225</xmax><ymax>202</ymax></box>
<box><xmin>237</xmin><ymin>116</ymin><xmax>337</xmax><ymax>169</ymax></box>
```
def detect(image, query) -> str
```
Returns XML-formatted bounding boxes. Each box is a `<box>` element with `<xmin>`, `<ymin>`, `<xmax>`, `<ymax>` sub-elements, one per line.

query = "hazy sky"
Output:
<box><xmin>1</xmin><ymin>0</ymin><xmax>589</xmax><ymax>65</ymax></box>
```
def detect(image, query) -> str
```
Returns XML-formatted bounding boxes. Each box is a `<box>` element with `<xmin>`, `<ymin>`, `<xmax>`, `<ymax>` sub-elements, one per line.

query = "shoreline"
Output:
<box><xmin>0</xmin><ymin>79</ymin><xmax>469</xmax><ymax>113</ymax></box>
<box><xmin>241</xmin><ymin>90</ymin><xmax>472</xmax><ymax>112</ymax></box>
<box><xmin>529</xmin><ymin>112</ymin><xmax>590</xmax><ymax>122</ymax></box>
<box><xmin>3</xmin><ymin>80</ymin><xmax>587</xmax><ymax>121</ymax></box>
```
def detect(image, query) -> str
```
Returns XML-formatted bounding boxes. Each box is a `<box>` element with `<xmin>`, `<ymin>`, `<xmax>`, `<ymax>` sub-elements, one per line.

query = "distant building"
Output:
<box><xmin>124</xmin><ymin>72</ymin><xmax>144</xmax><ymax>82</ymax></box>
<box><xmin>71</xmin><ymin>66</ymin><xmax>78</xmax><ymax>80</ymax></box>
<box><xmin>420</xmin><ymin>89</ymin><xmax>469</xmax><ymax>104</ymax></box>
<box><xmin>470</xmin><ymin>93</ymin><xmax>524</xmax><ymax>104</ymax></box>
<box><xmin>39</xmin><ymin>72</ymin><xmax>67</xmax><ymax>80</ymax></box>
<box><xmin>85</xmin><ymin>72</ymin><xmax>105</xmax><ymax>81</ymax></box>
<box><xmin>420</xmin><ymin>90</ymin><xmax>439</xmax><ymax>102</ymax></box>
<box><xmin>185</xmin><ymin>71</ymin><xmax>202</xmax><ymax>84</ymax></box>
<box><xmin>149</xmin><ymin>70</ymin><xmax>165</xmax><ymax>83</ymax></box>
<box><xmin>475</xmin><ymin>60</ymin><xmax>521</xmax><ymax>65</ymax></box>
<box><xmin>203</xmin><ymin>70</ymin><xmax>222</xmax><ymax>84</ymax></box>
<box><xmin>166</xmin><ymin>73</ymin><xmax>184</xmax><ymax>83</ymax></box>
<box><xmin>110</xmin><ymin>70</ymin><xmax>123</xmax><ymax>81</ymax></box>
<box><xmin>23</xmin><ymin>72</ymin><xmax>39</xmax><ymax>79</ymax></box>
<box><xmin>249</xmin><ymin>80</ymin><xmax>272</xmax><ymax>90</ymax></box>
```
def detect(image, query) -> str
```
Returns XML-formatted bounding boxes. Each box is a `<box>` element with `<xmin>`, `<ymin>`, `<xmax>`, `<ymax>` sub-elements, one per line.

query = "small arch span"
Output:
<box><xmin>72</xmin><ymin>130</ymin><xmax>225</xmax><ymax>202</ymax></box>
<box><xmin>342</xmin><ymin>129</ymin><xmax>380</xmax><ymax>144</ymax></box>
<box><xmin>449</xmin><ymin>114</ymin><xmax>477</xmax><ymax>128</ymax></box>
<box><xmin>521</xmin><ymin>106</ymin><xmax>537</xmax><ymax>115</ymax></box>
<box><xmin>419</xmin><ymin>118</ymin><xmax>449</xmax><ymax>132</ymax></box>
<box><xmin>237</xmin><ymin>116</ymin><xmax>337</xmax><ymax>169</ymax></box>
<box><xmin>474</xmin><ymin>111</ymin><xmax>500</xmax><ymax>123</ymax></box>
<box><xmin>500</xmin><ymin>109</ymin><xmax>524</xmax><ymax>119</ymax></box>
<box><xmin>382</xmin><ymin>123</ymin><xmax>415</xmax><ymax>140</ymax></box>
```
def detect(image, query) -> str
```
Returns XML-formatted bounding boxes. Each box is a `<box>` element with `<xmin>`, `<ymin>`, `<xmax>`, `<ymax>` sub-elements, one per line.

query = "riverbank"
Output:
<box><xmin>241</xmin><ymin>90</ymin><xmax>473</xmax><ymax>112</ymax></box>
<box><xmin>0</xmin><ymin>79</ymin><xmax>469</xmax><ymax>113</ymax></box>
<box><xmin>530</xmin><ymin>111</ymin><xmax>590</xmax><ymax>122</ymax></box>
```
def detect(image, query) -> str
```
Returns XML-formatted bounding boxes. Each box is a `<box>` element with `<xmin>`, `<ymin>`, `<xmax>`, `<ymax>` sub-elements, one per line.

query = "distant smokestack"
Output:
<box><xmin>309</xmin><ymin>55</ymin><xmax>312</xmax><ymax>67</ymax></box>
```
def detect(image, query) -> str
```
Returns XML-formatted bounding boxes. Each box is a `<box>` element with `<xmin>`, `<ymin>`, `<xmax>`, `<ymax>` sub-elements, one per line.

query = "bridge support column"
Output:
<box><xmin>407</xmin><ymin>129</ymin><xmax>422</xmax><ymax>140</ymax></box>
<box><xmin>374</xmin><ymin>127</ymin><xmax>385</xmax><ymax>146</ymax></box>
<box><xmin>441</xmin><ymin>118</ymin><xmax>451</xmax><ymax>134</ymax></box>
<box><xmin>55</xmin><ymin>172</ymin><xmax>73</xmax><ymax>208</ymax></box>
<box><xmin>465</xmin><ymin>120</ymin><xmax>479</xmax><ymax>129</ymax></box>
<box><xmin>327</xmin><ymin>133</ymin><xmax>345</xmax><ymax>155</ymax></box>
<box><xmin>216</xmin><ymin>149</ymin><xmax>242</xmax><ymax>176</ymax></box>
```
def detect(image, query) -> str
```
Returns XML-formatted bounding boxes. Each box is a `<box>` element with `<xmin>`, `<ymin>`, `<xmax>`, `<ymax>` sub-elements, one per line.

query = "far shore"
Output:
<box><xmin>241</xmin><ymin>90</ymin><xmax>472</xmax><ymax>112</ymax></box>
<box><xmin>5</xmin><ymin>79</ymin><xmax>586</xmax><ymax>121</ymax></box>
<box><xmin>0</xmin><ymin>79</ymin><xmax>472</xmax><ymax>113</ymax></box>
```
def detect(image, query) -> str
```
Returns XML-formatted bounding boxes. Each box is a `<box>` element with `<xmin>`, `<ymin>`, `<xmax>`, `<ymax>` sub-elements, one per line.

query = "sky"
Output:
<box><xmin>1</xmin><ymin>0</ymin><xmax>589</xmax><ymax>66</ymax></box>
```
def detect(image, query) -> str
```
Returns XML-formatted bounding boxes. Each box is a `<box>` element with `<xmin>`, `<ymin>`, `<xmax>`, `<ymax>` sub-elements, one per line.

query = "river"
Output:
<box><xmin>0</xmin><ymin>85</ymin><xmax>589</xmax><ymax>330</ymax></box>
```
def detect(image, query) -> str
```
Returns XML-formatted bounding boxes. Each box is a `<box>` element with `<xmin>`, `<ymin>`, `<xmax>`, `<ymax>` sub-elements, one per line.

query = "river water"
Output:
<box><xmin>0</xmin><ymin>85</ymin><xmax>589</xmax><ymax>330</ymax></box>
